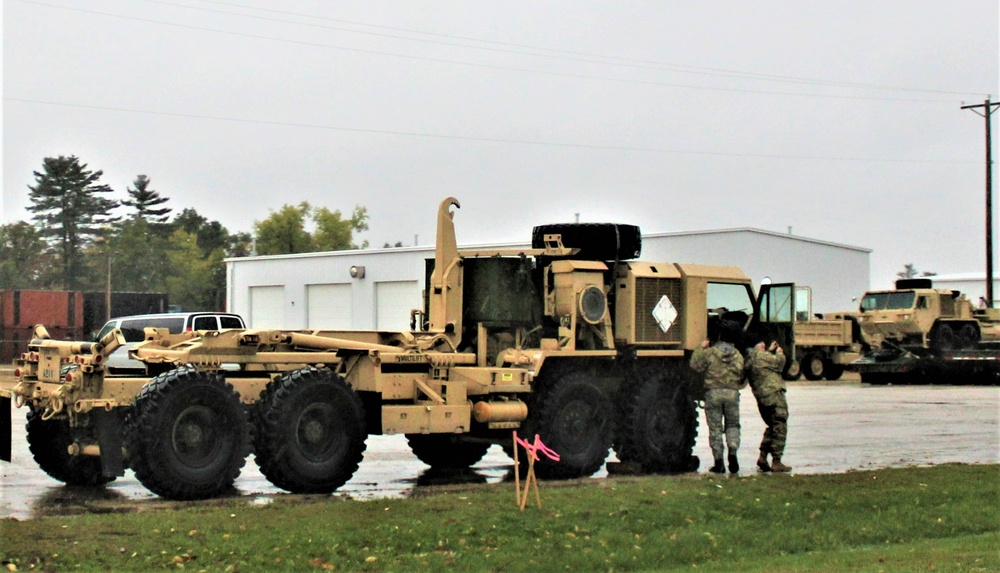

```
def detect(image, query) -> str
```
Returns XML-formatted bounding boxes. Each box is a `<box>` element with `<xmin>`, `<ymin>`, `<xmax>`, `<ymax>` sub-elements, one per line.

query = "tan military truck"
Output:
<box><xmin>850</xmin><ymin>278</ymin><xmax>1000</xmax><ymax>384</ymax></box>
<box><xmin>753</xmin><ymin>284</ymin><xmax>864</xmax><ymax>381</ymax></box>
<box><xmin>1</xmin><ymin>197</ymin><xmax>786</xmax><ymax>500</ymax></box>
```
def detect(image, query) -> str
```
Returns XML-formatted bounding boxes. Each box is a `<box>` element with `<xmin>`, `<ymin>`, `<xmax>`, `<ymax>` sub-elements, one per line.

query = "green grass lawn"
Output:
<box><xmin>2</xmin><ymin>464</ymin><xmax>998</xmax><ymax>572</ymax></box>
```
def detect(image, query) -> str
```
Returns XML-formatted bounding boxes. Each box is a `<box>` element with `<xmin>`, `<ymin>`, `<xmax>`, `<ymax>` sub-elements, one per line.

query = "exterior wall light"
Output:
<box><xmin>350</xmin><ymin>265</ymin><xmax>366</xmax><ymax>279</ymax></box>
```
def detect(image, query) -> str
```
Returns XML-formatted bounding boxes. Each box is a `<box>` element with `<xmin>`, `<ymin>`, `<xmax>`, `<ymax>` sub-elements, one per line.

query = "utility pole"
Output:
<box><xmin>962</xmin><ymin>98</ymin><xmax>999</xmax><ymax>307</ymax></box>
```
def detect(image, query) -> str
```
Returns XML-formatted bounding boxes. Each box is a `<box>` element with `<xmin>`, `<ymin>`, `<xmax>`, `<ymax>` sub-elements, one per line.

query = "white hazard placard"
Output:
<box><xmin>652</xmin><ymin>295</ymin><xmax>678</xmax><ymax>333</ymax></box>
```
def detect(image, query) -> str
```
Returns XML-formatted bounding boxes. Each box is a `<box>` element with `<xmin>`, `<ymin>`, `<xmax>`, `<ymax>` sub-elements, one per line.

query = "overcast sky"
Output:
<box><xmin>2</xmin><ymin>0</ymin><xmax>998</xmax><ymax>292</ymax></box>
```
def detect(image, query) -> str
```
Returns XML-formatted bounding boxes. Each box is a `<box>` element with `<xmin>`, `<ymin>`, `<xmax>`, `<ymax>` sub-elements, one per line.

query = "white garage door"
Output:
<box><xmin>249</xmin><ymin>286</ymin><xmax>285</xmax><ymax>328</ymax></box>
<box><xmin>376</xmin><ymin>281</ymin><xmax>420</xmax><ymax>331</ymax></box>
<box><xmin>307</xmin><ymin>283</ymin><xmax>353</xmax><ymax>329</ymax></box>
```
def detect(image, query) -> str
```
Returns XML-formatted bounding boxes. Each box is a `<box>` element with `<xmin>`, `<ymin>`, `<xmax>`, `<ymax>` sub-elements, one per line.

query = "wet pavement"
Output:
<box><xmin>2</xmin><ymin>377</ymin><xmax>998</xmax><ymax>520</ymax></box>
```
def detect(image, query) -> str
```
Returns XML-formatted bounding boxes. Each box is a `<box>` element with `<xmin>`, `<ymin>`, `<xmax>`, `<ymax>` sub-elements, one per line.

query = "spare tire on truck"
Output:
<box><xmin>532</xmin><ymin>223</ymin><xmax>641</xmax><ymax>261</ymax></box>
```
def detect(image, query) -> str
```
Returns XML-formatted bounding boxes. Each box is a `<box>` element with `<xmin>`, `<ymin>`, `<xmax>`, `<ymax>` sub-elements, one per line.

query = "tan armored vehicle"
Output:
<box><xmin>1</xmin><ymin>198</ymin><xmax>783</xmax><ymax>499</ymax></box>
<box><xmin>857</xmin><ymin>278</ymin><xmax>1000</xmax><ymax>354</ymax></box>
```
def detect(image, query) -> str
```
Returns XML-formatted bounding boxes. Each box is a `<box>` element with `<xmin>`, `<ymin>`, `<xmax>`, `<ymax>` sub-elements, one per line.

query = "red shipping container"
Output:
<box><xmin>0</xmin><ymin>290</ymin><xmax>84</xmax><ymax>329</ymax></box>
<box><xmin>0</xmin><ymin>291</ymin><xmax>85</xmax><ymax>363</ymax></box>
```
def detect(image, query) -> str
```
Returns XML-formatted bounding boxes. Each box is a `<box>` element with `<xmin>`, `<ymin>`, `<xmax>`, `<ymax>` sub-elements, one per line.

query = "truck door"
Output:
<box><xmin>753</xmin><ymin>282</ymin><xmax>796</xmax><ymax>360</ymax></box>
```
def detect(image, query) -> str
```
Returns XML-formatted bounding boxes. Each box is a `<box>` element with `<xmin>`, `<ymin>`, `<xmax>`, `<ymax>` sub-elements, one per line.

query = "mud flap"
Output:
<box><xmin>92</xmin><ymin>409</ymin><xmax>125</xmax><ymax>477</ymax></box>
<box><xmin>1</xmin><ymin>396</ymin><xmax>10</xmax><ymax>462</ymax></box>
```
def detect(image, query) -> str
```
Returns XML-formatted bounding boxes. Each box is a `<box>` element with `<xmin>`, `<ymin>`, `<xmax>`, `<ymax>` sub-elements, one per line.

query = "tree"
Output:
<box><xmin>168</xmin><ymin>208</ymin><xmax>249</xmax><ymax>309</ymax></box>
<box><xmin>99</xmin><ymin>218</ymin><xmax>171</xmax><ymax>292</ymax></box>
<box><xmin>121</xmin><ymin>175</ymin><xmax>171</xmax><ymax>224</ymax></box>
<box><xmin>897</xmin><ymin>264</ymin><xmax>918</xmax><ymax>280</ymax></box>
<box><xmin>254</xmin><ymin>202</ymin><xmax>314</xmax><ymax>255</ymax></box>
<box><xmin>26</xmin><ymin>156</ymin><xmax>119</xmax><ymax>289</ymax></box>
<box><xmin>897</xmin><ymin>264</ymin><xmax>937</xmax><ymax>280</ymax></box>
<box><xmin>253</xmin><ymin>202</ymin><xmax>369</xmax><ymax>255</ymax></box>
<box><xmin>313</xmin><ymin>205</ymin><xmax>369</xmax><ymax>251</ymax></box>
<box><xmin>165</xmin><ymin>229</ymin><xmax>221</xmax><ymax>310</ymax></box>
<box><xmin>0</xmin><ymin>222</ymin><xmax>49</xmax><ymax>288</ymax></box>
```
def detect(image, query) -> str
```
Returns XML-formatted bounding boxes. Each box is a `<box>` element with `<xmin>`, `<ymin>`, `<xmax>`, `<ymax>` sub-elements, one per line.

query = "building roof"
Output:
<box><xmin>228</xmin><ymin>228</ymin><xmax>869</xmax><ymax>263</ymax></box>
<box><xmin>929</xmin><ymin>272</ymin><xmax>997</xmax><ymax>282</ymax></box>
<box><xmin>642</xmin><ymin>227</ymin><xmax>871</xmax><ymax>253</ymax></box>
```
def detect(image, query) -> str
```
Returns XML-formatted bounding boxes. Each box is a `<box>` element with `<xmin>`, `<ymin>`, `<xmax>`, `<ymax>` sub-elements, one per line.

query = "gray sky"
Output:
<box><xmin>3</xmin><ymin>0</ymin><xmax>998</xmax><ymax>293</ymax></box>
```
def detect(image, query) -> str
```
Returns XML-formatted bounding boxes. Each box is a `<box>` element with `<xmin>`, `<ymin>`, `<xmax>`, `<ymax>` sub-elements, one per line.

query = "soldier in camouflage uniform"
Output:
<box><xmin>689</xmin><ymin>321</ymin><xmax>745</xmax><ymax>474</ymax></box>
<box><xmin>745</xmin><ymin>341</ymin><xmax>792</xmax><ymax>472</ymax></box>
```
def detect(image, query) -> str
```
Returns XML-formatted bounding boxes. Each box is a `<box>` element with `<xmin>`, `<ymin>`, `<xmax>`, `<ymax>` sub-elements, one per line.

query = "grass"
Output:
<box><xmin>1</xmin><ymin>464</ymin><xmax>998</xmax><ymax>572</ymax></box>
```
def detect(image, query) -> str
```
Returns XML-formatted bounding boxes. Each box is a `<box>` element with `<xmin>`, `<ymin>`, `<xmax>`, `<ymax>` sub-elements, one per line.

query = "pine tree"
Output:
<box><xmin>26</xmin><ymin>155</ymin><xmax>119</xmax><ymax>289</ymax></box>
<box><xmin>122</xmin><ymin>174</ymin><xmax>171</xmax><ymax>223</ymax></box>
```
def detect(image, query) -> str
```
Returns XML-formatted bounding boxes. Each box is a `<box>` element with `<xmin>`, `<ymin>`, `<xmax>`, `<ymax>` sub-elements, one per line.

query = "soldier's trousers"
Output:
<box><xmin>755</xmin><ymin>391</ymin><xmax>789</xmax><ymax>458</ymax></box>
<box><xmin>704</xmin><ymin>388</ymin><xmax>741</xmax><ymax>460</ymax></box>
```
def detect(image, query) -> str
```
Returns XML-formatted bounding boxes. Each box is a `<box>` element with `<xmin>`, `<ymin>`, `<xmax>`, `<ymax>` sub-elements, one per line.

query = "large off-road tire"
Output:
<box><xmin>801</xmin><ymin>353</ymin><xmax>825</xmax><ymax>381</ymax></box>
<box><xmin>521</xmin><ymin>369</ymin><xmax>614</xmax><ymax>479</ymax></box>
<box><xmin>614</xmin><ymin>364</ymin><xmax>698</xmax><ymax>473</ymax></box>
<box><xmin>125</xmin><ymin>367</ymin><xmax>249</xmax><ymax>500</ymax></box>
<box><xmin>406</xmin><ymin>434</ymin><xmax>490</xmax><ymax>470</ymax></box>
<box><xmin>26</xmin><ymin>408</ymin><xmax>116</xmax><ymax>486</ymax></box>
<box><xmin>254</xmin><ymin>367</ymin><xmax>367</xmax><ymax>494</ymax></box>
<box><xmin>930</xmin><ymin>323</ymin><xmax>957</xmax><ymax>354</ymax></box>
<box><xmin>957</xmin><ymin>323</ymin><xmax>980</xmax><ymax>351</ymax></box>
<box><xmin>531</xmin><ymin>223</ymin><xmax>642</xmax><ymax>261</ymax></box>
<box><xmin>782</xmin><ymin>359</ymin><xmax>802</xmax><ymax>381</ymax></box>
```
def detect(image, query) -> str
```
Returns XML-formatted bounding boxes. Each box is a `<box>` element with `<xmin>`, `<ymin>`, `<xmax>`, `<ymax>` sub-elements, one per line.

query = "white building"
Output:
<box><xmin>225</xmin><ymin>228</ymin><xmax>870</xmax><ymax>330</ymax></box>
<box><xmin>922</xmin><ymin>272</ymin><xmax>1000</xmax><ymax>308</ymax></box>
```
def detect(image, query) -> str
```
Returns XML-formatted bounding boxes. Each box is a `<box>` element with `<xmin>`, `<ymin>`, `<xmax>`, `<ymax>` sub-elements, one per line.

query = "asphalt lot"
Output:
<box><xmin>2</xmin><ymin>377</ymin><xmax>998</xmax><ymax>520</ymax></box>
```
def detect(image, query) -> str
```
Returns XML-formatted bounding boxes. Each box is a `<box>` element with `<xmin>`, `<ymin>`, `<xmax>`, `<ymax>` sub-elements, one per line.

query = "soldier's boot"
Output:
<box><xmin>710</xmin><ymin>458</ymin><xmax>726</xmax><ymax>474</ymax></box>
<box><xmin>770</xmin><ymin>457</ymin><xmax>792</xmax><ymax>473</ymax></box>
<box><xmin>756</xmin><ymin>453</ymin><xmax>771</xmax><ymax>472</ymax></box>
<box><xmin>728</xmin><ymin>454</ymin><xmax>739</xmax><ymax>473</ymax></box>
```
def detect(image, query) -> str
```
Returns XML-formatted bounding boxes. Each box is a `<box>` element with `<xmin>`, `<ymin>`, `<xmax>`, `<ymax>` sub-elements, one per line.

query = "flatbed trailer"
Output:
<box><xmin>851</xmin><ymin>346</ymin><xmax>1000</xmax><ymax>385</ymax></box>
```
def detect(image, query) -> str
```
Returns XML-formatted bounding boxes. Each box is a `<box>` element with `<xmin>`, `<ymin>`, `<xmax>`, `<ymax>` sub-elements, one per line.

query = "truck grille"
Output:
<box><xmin>635</xmin><ymin>278</ymin><xmax>682</xmax><ymax>343</ymax></box>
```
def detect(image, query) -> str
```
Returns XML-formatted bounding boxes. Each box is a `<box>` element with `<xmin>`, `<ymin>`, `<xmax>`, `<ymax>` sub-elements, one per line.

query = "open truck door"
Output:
<box><xmin>750</xmin><ymin>282</ymin><xmax>798</xmax><ymax>376</ymax></box>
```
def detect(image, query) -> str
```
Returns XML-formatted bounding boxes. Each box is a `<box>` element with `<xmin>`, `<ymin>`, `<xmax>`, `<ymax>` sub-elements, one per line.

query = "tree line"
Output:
<box><xmin>0</xmin><ymin>155</ymin><xmax>369</xmax><ymax>311</ymax></box>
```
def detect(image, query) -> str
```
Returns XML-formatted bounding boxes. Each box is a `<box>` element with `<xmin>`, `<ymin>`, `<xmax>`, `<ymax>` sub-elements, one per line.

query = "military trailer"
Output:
<box><xmin>1</xmin><ymin>198</ymin><xmax>789</xmax><ymax>500</ymax></box>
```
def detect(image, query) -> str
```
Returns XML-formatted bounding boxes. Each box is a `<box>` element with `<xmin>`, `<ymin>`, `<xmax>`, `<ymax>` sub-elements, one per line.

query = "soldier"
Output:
<box><xmin>689</xmin><ymin>320</ymin><xmax>745</xmax><ymax>474</ymax></box>
<box><xmin>745</xmin><ymin>341</ymin><xmax>792</xmax><ymax>472</ymax></box>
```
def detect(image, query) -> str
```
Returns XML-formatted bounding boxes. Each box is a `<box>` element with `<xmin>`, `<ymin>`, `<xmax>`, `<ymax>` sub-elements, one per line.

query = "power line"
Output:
<box><xmin>5</xmin><ymin>97</ymin><xmax>976</xmax><ymax>165</ymax></box>
<box><xmin>13</xmin><ymin>0</ymin><xmax>980</xmax><ymax>103</ymax></box>
<box><xmin>184</xmin><ymin>0</ymin><xmax>984</xmax><ymax>97</ymax></box>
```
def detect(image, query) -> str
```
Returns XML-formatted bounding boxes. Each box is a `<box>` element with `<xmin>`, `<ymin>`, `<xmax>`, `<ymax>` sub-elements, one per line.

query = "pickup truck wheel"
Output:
<box><xmin>26</xmin><ymin>408</ymin><xmax>116</xmax><ymax>486</ymax></box>
<box><xmin>254</xmin><ymin>367</ymin><xmax>367</xmax><ymax>494</ymax></box>
<box><xmin>801</xmin><ymin>353</ymin><xmax>825</xmax><ymax>381</ymax></box>
<box><xmin>526</xmin><ymin>370</ymin><xmax>613</xmax><ymax>479</ymax></box>
<box><xmin>782</xmin><ymin>359</ymin><xmax>802</xmax><ymax>381</ymax></box>
<box><xmin>614</xmin><ymin>364</ymin><xmax>697</xmax><ymax>473</ymax></box>
<box><xmin>406</xmin><ymin>435</ymin><xmax>490</xmax><ymax>469</ymax></box>
<box><xmin>125</xmin><ymin>367</ymin><xmax>248</xmax><ymax>500</ymax></box>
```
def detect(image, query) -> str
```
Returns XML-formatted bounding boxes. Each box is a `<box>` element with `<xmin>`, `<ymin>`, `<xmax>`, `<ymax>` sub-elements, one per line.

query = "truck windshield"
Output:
<box><xmin>861</xmin><ymin>291</ymin><xmax>916</xmax><ymax>311</ymax></box>
<box><xmin>707</xmin><ymin>282</ymin><xmax>754</xmax><ymax>322</ymax></box>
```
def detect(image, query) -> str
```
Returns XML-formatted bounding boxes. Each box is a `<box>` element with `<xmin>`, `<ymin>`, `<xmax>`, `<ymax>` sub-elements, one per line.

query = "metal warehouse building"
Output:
<box><xmin>226</xmin><ymin>228</ymin><xmax>870</xmax><ymax>331</ymax></box>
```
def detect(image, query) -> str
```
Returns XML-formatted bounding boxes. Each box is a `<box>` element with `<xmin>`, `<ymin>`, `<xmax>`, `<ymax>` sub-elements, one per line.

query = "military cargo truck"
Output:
<box><xmin>753</xmin><ymin>284</ymin><xmax>864</xmax><ymax>381</ymax></box>
<box><xmin>1</xmin><ymin>198</ymin><xmax>792</xmax><ymax>499</ymax></box>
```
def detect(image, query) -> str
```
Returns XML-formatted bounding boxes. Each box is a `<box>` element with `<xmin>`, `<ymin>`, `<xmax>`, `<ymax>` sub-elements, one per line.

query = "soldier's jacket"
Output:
<box><xmin>690</xmin><ymin>342</ymin><xmax>745</xmax><ymax>390</ymax></box>
<box><xmin>745</xmin><ymin>348</ymin><xmax>787</xmax><ymax>400</ymax></box>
